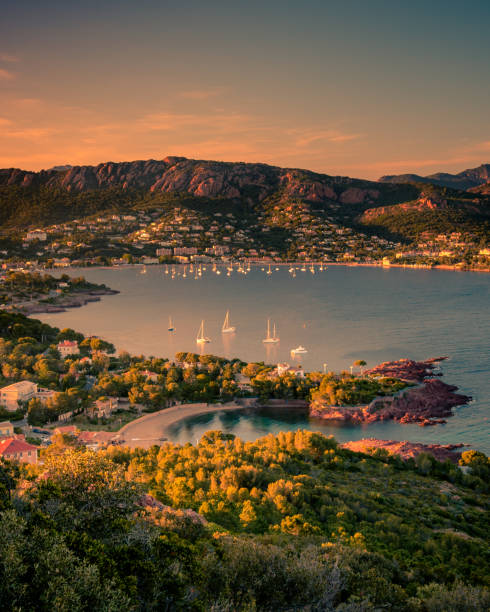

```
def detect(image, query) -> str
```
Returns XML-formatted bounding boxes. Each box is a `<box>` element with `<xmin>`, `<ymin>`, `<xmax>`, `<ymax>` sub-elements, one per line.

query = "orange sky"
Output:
<box><xmin>1</xmin><ymin>1</ymin><xmax>489</xmax><ymax>180</ymax></box>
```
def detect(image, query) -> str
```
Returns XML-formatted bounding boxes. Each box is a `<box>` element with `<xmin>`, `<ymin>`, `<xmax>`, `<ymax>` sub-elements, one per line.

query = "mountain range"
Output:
<box><xmin>0</xmin><ymin>158</ymin><xmax>489</xmax><ymax>243</ymax></box>
<box><xmin>378</xmin><ymin>163</ymin><xmax>490</xmax><ymax>191</ymax></box>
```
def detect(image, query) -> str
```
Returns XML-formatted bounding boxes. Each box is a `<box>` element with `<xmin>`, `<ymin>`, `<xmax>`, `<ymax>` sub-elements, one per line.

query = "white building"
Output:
<box><xmin>25</xmin><ymin>230</ymin><xmax>47</xmax><ymax>242</ymax></box>
<box><xmin>57</xmin><ymin>340</ymin><xmax>80</xmax><ymax>358</ymax></box>
<box><xmin>276</xmin><ymin>363</ymin><xmax>305</xmax><ymax>378</ymax></box>
<box><xmin>0</xmin><ymin>381</ymin><xmax>38</xmax><ymax>411</ymax></box>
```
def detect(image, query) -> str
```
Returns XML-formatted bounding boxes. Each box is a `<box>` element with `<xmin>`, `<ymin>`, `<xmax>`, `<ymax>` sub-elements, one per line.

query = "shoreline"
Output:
<box><xmin>114</xmin><ymin>401</ymin><xmax>248</xmax><ymax>448</ymax></box>
<box><xmin>111</xmin><ymin>400</ymin><xmax>473</xmax><ymax>462</ymax></box>
<box><xmin>15</xmin><ymin>261</ymin><xmax>490</xmax><ymax>275</ymax></box>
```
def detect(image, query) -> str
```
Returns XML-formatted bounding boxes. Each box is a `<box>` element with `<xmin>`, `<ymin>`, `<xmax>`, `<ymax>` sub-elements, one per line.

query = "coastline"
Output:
<box><xmin>114</xmin><ymin>401</ymin><xmax>247</xmax><ymax>448</ymax></box>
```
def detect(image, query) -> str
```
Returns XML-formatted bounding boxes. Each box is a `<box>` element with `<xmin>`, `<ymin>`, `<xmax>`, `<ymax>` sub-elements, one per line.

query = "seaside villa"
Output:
<box><xmin>0</xmin><ymin>381</ymin><xmax>38</xmax><ymax>411</ymax></box>
<box><xmin>0</xmin><ymin>437</ymin><xmax>38</xmax><ymax>464</ymax></box>
<box><xmin>57</xmin><ymin>340</ymin><xmax>80</xmax><ymax>358</ymax></box>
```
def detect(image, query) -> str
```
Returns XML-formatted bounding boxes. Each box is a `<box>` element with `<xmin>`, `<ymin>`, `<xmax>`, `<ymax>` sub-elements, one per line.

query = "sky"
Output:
<box><xmin>0</xmin><ymin>0</ymin><xmax>489</xmax><ymax>179</ymax></box>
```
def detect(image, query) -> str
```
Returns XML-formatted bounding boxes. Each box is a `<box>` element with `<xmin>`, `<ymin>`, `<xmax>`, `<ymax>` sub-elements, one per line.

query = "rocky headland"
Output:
<box><xmin>309</xmin><ymin>358</ymin><xmax>471</xmax><ymax>427</ymax></box>
<box><xmin>341</xmin><ymin>438</ymin><xmax>465</xmax><ymax>464</ymax></box>
<box><xmin>15</xmin><ymin>287</ymin><xmax>119</xmax><ymax>315</ymax></box>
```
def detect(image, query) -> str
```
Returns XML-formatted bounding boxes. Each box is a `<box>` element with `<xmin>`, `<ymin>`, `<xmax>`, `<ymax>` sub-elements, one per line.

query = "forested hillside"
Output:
<box><xmin>1</xmin><ymin>432</ymin><xmax>488</xmax><ymax>610</ymax></box>
<box><xmin>1</xmin><ymin>157</ymin><xmax>489</xmax><ymax>247</ymax></box>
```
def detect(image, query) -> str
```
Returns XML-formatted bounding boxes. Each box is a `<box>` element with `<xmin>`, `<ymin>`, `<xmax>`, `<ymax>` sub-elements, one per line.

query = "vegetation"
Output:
<box><xmin>0</xmin><ymin>271</ymin><xmax>112</xmax><ymax>309</ymax></box>
<box><xmin>0</xmin><ymin>431</ymin><xmax>488</xmax><ymax>610</ymax></box>
<box><xmin>311</xmin><ymin>373</ymin><xmax>408</xmax><ymax>406</ymax></box>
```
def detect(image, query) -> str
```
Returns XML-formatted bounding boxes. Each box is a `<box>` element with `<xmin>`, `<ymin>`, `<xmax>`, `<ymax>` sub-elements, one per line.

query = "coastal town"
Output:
<box><xmin>1</xmin><ymin>204</ymin><xmax>489</xmax><ymax>272</ymax></box>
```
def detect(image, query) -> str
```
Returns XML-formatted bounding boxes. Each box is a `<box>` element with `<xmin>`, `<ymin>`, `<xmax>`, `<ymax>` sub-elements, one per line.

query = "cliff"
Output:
<box><xmin>341</xmin><ymin>438</ymin><xmax>465</xmax><ymax>464</ymax></box>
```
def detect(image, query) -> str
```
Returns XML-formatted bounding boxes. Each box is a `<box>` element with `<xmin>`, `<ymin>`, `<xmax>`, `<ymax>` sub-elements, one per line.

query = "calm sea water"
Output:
<box><xmin>40</xmin><ymin>265</ymin><xmax>490</xmax><ymax>452</ymax></box>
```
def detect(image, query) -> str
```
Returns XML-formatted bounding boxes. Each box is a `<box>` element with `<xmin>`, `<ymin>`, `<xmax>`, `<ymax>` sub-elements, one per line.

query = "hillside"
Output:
<box><xmin>358</xmin><ymin>184</ymin><xmax>490</xmax><ymax>242</ymax></box>
<box><xmin>0</xmin><ymin>312</ymin><xmax>488</xmax><ymax>609</ymax></box>
<box><xmin>379</xmin><ymin>163</ymin><xmax>490</xmax><ymax>191</ymax></box>
<box><xmin>0</xmin><ymin>156</ymin><xmax>419</xmax><ymax>230</ymax></box>
<box><xmin>1</xmin><ymin>433</ymin><xmax>489</xmax><ymax>610</ymax></box>
<box><xmin>1</xmin><ymin>157</ymin><xmax>489</xmax><ymax>266</ymax></box>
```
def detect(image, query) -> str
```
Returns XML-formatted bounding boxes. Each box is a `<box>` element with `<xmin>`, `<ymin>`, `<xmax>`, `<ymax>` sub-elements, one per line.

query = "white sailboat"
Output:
<box><xmin>140</xmin><ymin>265</ymin><xmax>147</xmax><ymax>274</ymax></box>
<box><xmin>262</xmin><ymin>319</ymin><xmax>279</xmax><ymax>343</ymax></box>
<box><xmin>168</xmin><ymin>316</ymin><xmax>174</xmax><ymax>332</ymax></box>
<box><xmin>222</xmin><ymin>310</ymin><xmax>236</xmax><ymax>333</ymax></box>
<box><xmin>196</xmin><ymin>320</ymin><xmax>211</xmax><ymax>344</ymax></box>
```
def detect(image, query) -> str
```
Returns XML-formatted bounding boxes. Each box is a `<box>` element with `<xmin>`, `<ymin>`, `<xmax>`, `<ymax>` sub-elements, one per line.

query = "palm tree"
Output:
<box><xmin>354</xmin><ymin>359</ymin><xmax>367</xmax><ymax>375</ymax></box>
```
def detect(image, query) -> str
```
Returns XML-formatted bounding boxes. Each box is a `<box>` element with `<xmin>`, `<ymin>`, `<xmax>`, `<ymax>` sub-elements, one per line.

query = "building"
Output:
<box><xmin>77</xmin><ymin>430</ymin><xmax>115</xmax><ymax>451</ymax></box>
<box><xmin>174</xmin><ymin>247</ymin><xmax>198</xmax><ymax>256</ymax></box>
<box><xmin>88</xmin><ymin>397</ymin><xmax>119</xmax><ymax>419</ymax></box>
<box><xmin>0</xmin><ymin>381</ymin><xmax>38</xmax><ymax>411</ymax></box>
<box><xmin>25</xmin><ymin>230</ymin><xmax>47</xmax><ymax>242</ymax></box>
<box><xmin>36</xmin><ymin>388</ymin><xmax>58</xmax><ymax>404</ymax></box>
<box><xmin>140</xmin><ymin>370</ymin><xmax>159</xmax><ymax>382</ymax></box>
<box><xmin>156</xmin><ymin>248</ymin><xmax>172</xmax><ymax>257</ymax></box>
<box><xmin>0</xmin><ymin>421</ymin><xmax>14</xmax><ymax>437</ymax></box>
<box><xmin>57</xmin><ymin>340</ymin><xmax>80</xmax><ymax>358</ymax></box>
<box><xmin>276</xmin><ymin>363</ymin><xmax>306</xmax><ymax>378</ymax></box>
<box><xmin>0</xmin><ymin>438</ymin><xmax>38</xmax><ymax>464</ymax></box>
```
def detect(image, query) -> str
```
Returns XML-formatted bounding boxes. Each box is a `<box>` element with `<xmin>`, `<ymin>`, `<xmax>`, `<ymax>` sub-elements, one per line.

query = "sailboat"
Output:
<box><xmin>262</xmin><ymin>319</ymin><xmax>279</xmax><ymax>343</ymax></box>
<box><xmin>168</xmin><ymin>316</ymin><xmax>174</xmax><ymax>332</ymax></box>
<box><xmin>266</xmin><ymin>264</ymin><xmax>272</xmax><ymax>275</ymax></box>
<box><xmin>222</xmin><ymin>310</ymin><xmax>236</xmax><ymax>333</ymax></box>
<box><xmin>140</xmin><ymin>265</ymin><xmax>147</xmax><ymax>274</ymax></box>
<box><xmin>196</xmin><ymin>320</ymin><xmax>211</xmax><ymax>344</ymax></box>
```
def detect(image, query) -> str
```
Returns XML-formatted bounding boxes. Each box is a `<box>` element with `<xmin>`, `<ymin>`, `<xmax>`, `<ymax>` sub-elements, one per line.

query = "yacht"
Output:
<box><xmin>196</xmin><ymin>320</ymin><xmax>211</xmax><ymax>344</ymax></box>
<box><xmin>221</xmin><ymin>310</ymin><xmax>236</xmax><ymax>333</ymax></box>
<box><xmin>291</xmin><ymin>345</ymin><xmax>308</xmax><ymax>355</ymax></box>
<box><xmin>262</xmin><ymin>319</ymin><xmax>280</xmax><ymax>343</ymax></box>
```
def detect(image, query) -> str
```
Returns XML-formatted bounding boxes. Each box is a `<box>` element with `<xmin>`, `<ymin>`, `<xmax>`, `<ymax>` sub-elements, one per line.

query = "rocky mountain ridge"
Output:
<box><xmin>0</xmin><ymin>156</ymin><xmax>403</xmax><ymax>208</ymax></box>
<box><xmin>379</xmin><ymin>163</ymin><xmax>490</xmax><ymax>191</ymax></box>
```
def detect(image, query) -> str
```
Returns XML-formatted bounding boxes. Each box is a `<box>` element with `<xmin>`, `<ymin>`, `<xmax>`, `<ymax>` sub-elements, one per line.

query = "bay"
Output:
<box><xmin>39</xmin><ymin>264</ymin><xmax>490</xmax><ymax>452</ymax></box>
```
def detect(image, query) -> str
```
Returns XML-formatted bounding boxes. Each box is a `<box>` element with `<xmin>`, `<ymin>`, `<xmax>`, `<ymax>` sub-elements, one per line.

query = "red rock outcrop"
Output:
<box><xmin>341</xmin><ymin>438</ymin><xmax>465</xmax><ymax>464</ymax></box>
<box><xmin>310</xmin><ymin>358</ymin><xmax>471</xmax><ymax>426</ymax></box>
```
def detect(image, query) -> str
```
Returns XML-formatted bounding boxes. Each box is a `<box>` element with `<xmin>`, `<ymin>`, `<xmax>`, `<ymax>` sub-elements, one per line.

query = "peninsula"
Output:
<box><xmin>310</xmin><ymin>358</ymin><xmax>471</xmax><ymax>426</ymax></box>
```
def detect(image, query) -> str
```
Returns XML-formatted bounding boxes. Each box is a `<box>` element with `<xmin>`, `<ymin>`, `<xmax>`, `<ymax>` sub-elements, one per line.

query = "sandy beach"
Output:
<box><xmin>114</xmin><ymin>401</ymin><xmax>247</xmax><ymax>448</ymax></box>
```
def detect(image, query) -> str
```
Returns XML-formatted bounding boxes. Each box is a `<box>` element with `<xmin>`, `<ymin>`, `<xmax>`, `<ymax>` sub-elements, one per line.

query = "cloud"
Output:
<box><xmin>288</xmin><ymin>128</ymin><xmax>363</xmax><ymax>147</ymax></box>
<box><xmin>139</xmin><ymin>111</ymin><xmax>257</xmax><ymax>133</ymax></box>
<box><xmin>464</xmin><ymin>140</ymin><xmax>490</xmax><ymax>153</ymax></box>
<box><xmin>0</xmin><ymin>53</ymin><xmax>19</xmax><ymax>62</ymax></box>
<box><xmin>0</xmin><ymin>68</ymin><xmax>14</xmax><ymax>80</ymax></box>
<box><xmin>0</xmin><ymin>117</ymin><xmax>13</xmax><ymax>128</ymax></box>
<box><xmin>5</xmin><ymin>127</ymin><xmax>54</xmax><ymax>140</ymax></box>
<box><xmin>179</xmin><ymin>87</ymin><xmax>227</xmax><ymax>100</ymax></box>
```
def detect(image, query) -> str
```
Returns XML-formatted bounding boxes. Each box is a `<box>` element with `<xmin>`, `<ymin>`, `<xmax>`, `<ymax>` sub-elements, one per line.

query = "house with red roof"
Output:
<box><xmin>57</xmin><ymin>340</ymin><xmax>80</xmax><ymax>358</ymax></box>
<box><xmin>0</xmin><ymin>437</ymin><xmax>38</xmax><ymax>464</ymax></box>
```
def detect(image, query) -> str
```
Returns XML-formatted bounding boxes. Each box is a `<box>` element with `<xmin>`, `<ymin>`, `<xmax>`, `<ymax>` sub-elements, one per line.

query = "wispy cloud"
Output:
<box><xmin>0</xmin><ymin>68</ymin><xmax>15</xmax><ymax>80</ymax></box>
<box><xmin>179</xmin><ymin>87</ymin><xmax>227</xmax><ymax>100</ymax></box>
<box><xmin>0</xmin><ymin>117</ymin><xmax>13</xmax><ymax>128</ymax></box>
<box><xmin>0</xmin><ymin>53</ymin><xmax>19</xmax><ymax>63</ymax></box>
<box><xmin>291</xmin><ymin>128</ymin><xmax>363</xmax><ymax>147</ymax></box>
<box><xmin>139</xmin><ymin>110</ymin><xmax>257</xmax><ymax>133</ymax></box>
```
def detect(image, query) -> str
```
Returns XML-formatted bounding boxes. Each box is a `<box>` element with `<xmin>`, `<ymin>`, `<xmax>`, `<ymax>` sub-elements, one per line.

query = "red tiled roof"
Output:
<box><xmin>0</xmin><ymin>437</ymin><xmax>38</xmax><ymax>455</ymax></box>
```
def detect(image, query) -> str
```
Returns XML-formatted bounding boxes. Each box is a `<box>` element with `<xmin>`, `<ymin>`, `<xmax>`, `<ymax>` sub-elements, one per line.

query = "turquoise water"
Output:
<box><xmin>39</xmin><ymin>265</ymin><xmax>490</xmax><ymax>452</ymax></box>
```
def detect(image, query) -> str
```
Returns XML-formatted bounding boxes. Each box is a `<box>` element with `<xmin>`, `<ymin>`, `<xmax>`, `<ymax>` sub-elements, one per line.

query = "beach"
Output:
<box><xmin>115</xmin><ymin>401</ymin><xmax>247</xmax><ymax>448</ymax></box>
